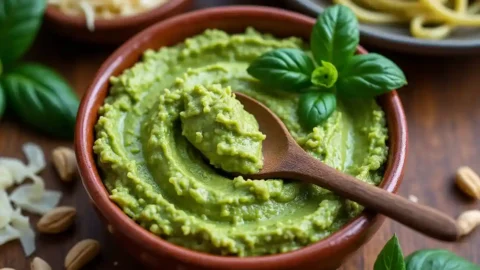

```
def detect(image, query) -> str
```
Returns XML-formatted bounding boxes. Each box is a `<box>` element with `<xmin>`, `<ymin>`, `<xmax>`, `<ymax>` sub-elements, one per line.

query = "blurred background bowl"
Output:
<box><xmin>287</xmin><ymin>0</ymin><xmax>480</xmax><ymax>55</ymax></box>
<box><xmin>44</xmin><ymin>0</ymin><xmax>193</xmax><ymax>45</ymax></box>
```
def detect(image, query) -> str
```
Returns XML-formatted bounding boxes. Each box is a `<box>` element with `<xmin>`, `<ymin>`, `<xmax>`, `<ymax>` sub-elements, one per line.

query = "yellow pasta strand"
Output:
<box><xmin>333</xmin><ymin>0</ymin><xmax>409</xmax><ymax>23</ymax></box>
<box><xmin>362</xmin><ymin>0</ymin><xmax>422</xmax><ymax>11</ymax></box>
<box><xmin>411</xmin><ymin>0</ymin><xmax>465</xmax><ymax>39</ymax></box>
<box><xmin>411</xmin><ymin>1</ymin><xmax>480</xmax><ymax>39</ymax></box>
<box><xmin>420</xmin><ymin>0</ymin><xmax>480</xmax><ymax>25</ymax></box>
<box><xmin>333</xmin><ymin>0</ymin><xmax>480</xmax><ymax>39</ymax></box>
<box><xmin>411</xmin><ymin>16</ymin><xmax>453</xmax><ymax>39</ymax></box>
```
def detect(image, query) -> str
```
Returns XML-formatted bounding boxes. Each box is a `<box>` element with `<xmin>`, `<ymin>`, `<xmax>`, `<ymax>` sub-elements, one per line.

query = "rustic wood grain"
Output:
<box><xmin>1</xmin><ymin>0</ymin><xmax>479</xmax><ymax>269</ymax></box>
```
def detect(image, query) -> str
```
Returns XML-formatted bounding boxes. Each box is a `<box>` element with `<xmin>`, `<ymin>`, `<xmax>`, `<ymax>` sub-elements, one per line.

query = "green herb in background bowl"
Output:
<box><xmin>374</xmin><ymin>235</ymin><xmax>480</xmax><ymax>270</ymax></box>
<box><xmin>247</xmin><ymin>4</ymin><xmax>407</xmax><ymax>130</ymax></box>
<box><xmin>0</xmin><ymin>0</ymin><xmax>79</xmax><ymax>139</ymax></box>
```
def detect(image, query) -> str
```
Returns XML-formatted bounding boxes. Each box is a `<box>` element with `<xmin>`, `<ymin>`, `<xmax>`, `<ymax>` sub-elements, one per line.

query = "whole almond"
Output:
<box><xmin>31</xmin><ymin>257</ymin><xmax>51</xmax><ymax>270</ymax></box>
<box><xmin>457</xmin><ymin>209</ymin><xmax>480</xmax><ymax>236</ymax></box>
<box><xmin>65</xmin><ymin>239</ymin><xmax>100</xmax><ymax>270</ymax></box>
<box><xmin>37</xmin><ymin>206</ymin><xmax>76</xmax><ymax>234</ymax></box>
<box><xmin>52</xmin><ymin>147</ymin><xmax>77</xmax><ymax>182</ymax></box>
<box><xmin>456</xmin><ymin>166</ymin><xmax>480</xmax><ymax>199</ymax></box>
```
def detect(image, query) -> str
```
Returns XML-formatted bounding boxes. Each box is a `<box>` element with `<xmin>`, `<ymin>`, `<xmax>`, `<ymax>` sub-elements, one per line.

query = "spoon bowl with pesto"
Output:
<box><xmin>233</xmin><ymin>92</ymin><xmax>459</xmax><ymax>242</ymax></box>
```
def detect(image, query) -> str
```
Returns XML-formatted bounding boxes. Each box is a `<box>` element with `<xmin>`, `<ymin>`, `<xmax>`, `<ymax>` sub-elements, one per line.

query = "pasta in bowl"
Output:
<box><xmin>289</xmin><ymin>0</ymin><xmax>480</xmax><ymax>54</ymax></box>
<box><xmin>335</xmin><ymin>0</ymin><xmax>480</xmax><ymax>40</ymax></box>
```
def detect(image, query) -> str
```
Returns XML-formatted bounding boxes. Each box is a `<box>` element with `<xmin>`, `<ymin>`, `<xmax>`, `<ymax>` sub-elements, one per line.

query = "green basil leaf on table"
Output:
<box><xmin>0</xmin><ymin>63</ymin><xmax>79</xmax><ymax>138</ymax></box>
<box><xmin>311</xmin><ymin>60</ymin><xmax>338</xmax><ymax>88</ymax></box>
<box><xmin>405</xmin><ymin>249</ymin><xmax>480</xmax><ymax>270</ymax></box>
<box><xmin>310</xmin><ymin>5</ymin><xmax>359</xmax><ymax>69</ymax></box>
<box><xmin>247</xmin><ymin>48</ymin><xmax>315</xmax><ymax>92</ymax></box>
<box><xmin>298</xmin><ymin>91</ymin><xmax>336</xmax><ymax>130</ymax></box>
<box><xmin>336</xmin><ymin>53</ymin><xmax>407</xmax><ymax>98</ymax></box>
<box><xmin>0</xmin><ymin>0</ymin><xmax>46</xmax><ymax>67</ymax></box>
<box><xmin>374</xmin><ymin>235</ymin><xmax>406</xmax><ymax>270</ymax></box>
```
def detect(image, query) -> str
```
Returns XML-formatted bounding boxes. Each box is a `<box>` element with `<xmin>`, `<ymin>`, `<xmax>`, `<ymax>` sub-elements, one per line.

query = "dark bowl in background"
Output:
<box><xmin>44</xmin><ymin>0</ymin><xmax>192</xmax><ymax>44</ymax></box>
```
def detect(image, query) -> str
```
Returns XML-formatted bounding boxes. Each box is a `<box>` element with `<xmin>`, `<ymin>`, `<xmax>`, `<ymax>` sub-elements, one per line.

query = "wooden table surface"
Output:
<box><xmin>1</xmin><ymin>1</ymin><xmax>479</xmax><ymax>269</ymax></box>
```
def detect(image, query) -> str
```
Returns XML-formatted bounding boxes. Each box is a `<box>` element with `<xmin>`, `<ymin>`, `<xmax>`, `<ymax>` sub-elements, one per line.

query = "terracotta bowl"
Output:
<box><xmin>44</xmin><ymin>0</ymin><xmax>192</xmax><ymax>44</ymax></box>
<box><xmin>75</xmin><ymin>6</ymin><xmax>408</xmax><ymax>270</ymax></box>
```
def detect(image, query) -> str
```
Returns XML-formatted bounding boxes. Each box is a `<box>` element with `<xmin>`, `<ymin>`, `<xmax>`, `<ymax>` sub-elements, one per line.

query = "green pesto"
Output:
<box><xmin>180</xmin><ymin>84</ymin><xmax>265</xmax><ymax>174</ymax></box>
<box><xmin>93</xmin><ymin>28</ymin><xmax>389</xmax><ymax>257</ymax></box>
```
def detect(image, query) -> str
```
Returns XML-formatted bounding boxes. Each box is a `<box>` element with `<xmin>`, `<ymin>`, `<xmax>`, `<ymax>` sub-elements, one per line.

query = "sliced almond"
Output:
<box><xmin>52</xmin><ymin>147</ymin><xmax>77</xmax><ymax>182</ymax></box>
<box><xmin>65</xmin><ymin>239</ymin><xmax>100</xmax><ymax>270</ymax></box>
<box><xmin>37</xmin><ymin>206</ymin><xmax>76</xmax><ymax>234</ymax></box>
<box><xmin>31</xmin><ymin>257</ymin><xmax>52</xmax><ymax>270</ymax></box>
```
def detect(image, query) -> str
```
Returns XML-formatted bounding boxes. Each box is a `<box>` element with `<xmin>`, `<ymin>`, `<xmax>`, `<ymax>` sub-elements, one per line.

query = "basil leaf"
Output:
<box><xmin>406</xmin><ymin>249</ymin><xmax>480</xmax><ymax>270</ymax></box>
<box><xmin>247</xmin><ymin>48</ymin><xmax>315</xmax><ymax>92</ymax></box>
<box><xmin>0</xmin><ymin>84</ymin><xmax>5</xmax><ymax>119</ymax></box>
<box><xmin>336</xmin><ymin>53</ymin><xmax>407</xmax><ymax>98</ymax></box>
<box><xmin>1</xmin><ymin>63</ymin><xmax>79</xmax><ymax>138</ymax></box>
<box><xmin>298</xmin><ymin>91</ymin><xmax>336</xmax><ymax>130</ymax></box>
<box><xmin>311</xmin><ymin>5</ymin><xmax>359</xmax><ymax>68</ymax></box>
<box><xmin>374</xmin><ymin>235</ymin><xmax>405</xmax><ymax>270</ymax></box>
<box><xmin>311</xmin><ymin>60</ymin><xmax>338</xmax><ymax>88</ymax></box>
<box><xmin>0</xmin><ymin>0</ymin><xmax>46</xmax><ymax>67</ymax></box>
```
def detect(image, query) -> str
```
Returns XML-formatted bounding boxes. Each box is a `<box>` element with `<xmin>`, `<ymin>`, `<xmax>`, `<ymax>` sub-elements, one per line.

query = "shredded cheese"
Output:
<box><xmin>11</xmin><ymin>208</ymin><xmax>36</xmax><ymax>256</ymax></box>
<box><xmin>0</xmin><ymin>158</ymin><xmax>35</xmax><ymax>184</ymax></box>
<box><xmin>10</xmin><ymin>184</ymin><xmax>62</xmax><ymax>215</ymax></box>
<box><xmin>0</xmin><ymin>225</ymin><xmax>21</xmax><ymax>246</ymax></box>
<box><xmin>0</xmin><ymin>190</ymin><xmax>13</xmax><ymax>229</ymax></box>
<box><xmin>48</xmin><ymin>0</ymin><xmax>170</xmax><ymax>32</ymax></box>
<box><xmin>23</xmin><ymin>143</ymin><xmax>46</xmax><ymax>173</ymax></box>
<box><xmin>0</xmin><ymin>143</ymin><xmax>63</xmax><ymax>256</ymax></box>
<box><xmin>79</xmin><ymin>1</ymin><xmax>96</xmax><ymax>32</ymax></box>
<box><xmin>0</xmin><ymin>165</ymin><xmax>13</xmax><ymax>189</ymax></box>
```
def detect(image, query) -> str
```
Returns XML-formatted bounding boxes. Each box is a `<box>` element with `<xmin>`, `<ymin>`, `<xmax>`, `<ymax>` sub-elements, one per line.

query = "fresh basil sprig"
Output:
<box><xmin>310</xmin><ymin>4</ymin><xmax>359</xmax><ymax>69</ymax></box>
<box><xmin>337</xmin><ymin>53</ymin><xmax>407</xmax><ymax>98</ymax></box>
<box><xmin>405</xmin><ymin>249</ymin><xmax>480</xmax><ymax>270</ymax></box>
<box><xmin>247</xmin><ymin>4</ymin><xmax>407</xmax><ymax>130</ymax></box>
<box><xmin>0</xmin><ymin>0</ymin><xmax>79</xmax><ymax>138</ymax></box>
<box><xmin>373</xmin><ymin>235</ymin><xmax>480</xmax><ymax>270</ymax></box>
<box><xmin>373</xmin><ymin>235</ymin><xmax>405</xmax><ymax>270</ymax></box>
<box><xmin>0</xmin><ymin>0</ymin><xmax>46</xmax><ymax>67</ymax></box>
<box><xmin>247</xmin><ymin>48</ymin><xmax>315</xmax><ymax>91</ymax></box>
<box><xmin>1</xmin><ymin>64</ymin><xmax>78</xmax><ymax>138</ymax></box>
<box><xmin>311</xmin><ymin>61</ymin><xmax>338</xmax><ymax>88</ymax></box>
<box><xmin>298</xmin><ymin>91</ymin><xmax>336</xmax><ymax>130</ymax></box>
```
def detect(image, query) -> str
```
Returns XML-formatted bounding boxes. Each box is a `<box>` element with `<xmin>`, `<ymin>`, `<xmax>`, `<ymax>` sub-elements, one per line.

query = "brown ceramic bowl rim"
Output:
<box><xmin>45</xmin><ymin>0</ymin><xmax>190</xmax><ymax>30</ymax></box>
<box><xmin>75</xmin><ymin>6</ymin><xmax>407</xmax><ymax>269</ymax></box>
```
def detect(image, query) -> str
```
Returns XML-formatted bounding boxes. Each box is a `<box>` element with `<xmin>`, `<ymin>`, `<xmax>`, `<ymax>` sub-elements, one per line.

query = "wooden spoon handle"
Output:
<box><xmin>282</xmin><ymin>153</ymin><xmax>459</xmax><ymax>241</ymax></box>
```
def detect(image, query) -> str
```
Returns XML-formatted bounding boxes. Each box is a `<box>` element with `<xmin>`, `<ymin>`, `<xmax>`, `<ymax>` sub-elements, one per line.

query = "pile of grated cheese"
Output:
<box><xmin>48</xmin><ymin>0</ymin><xmax>170</xmax><ymax>31</ymax></box>
<box><xmin>0</xmin><ymin>143</ymin><xmax>62</xmax><ymax>256</ymax></box>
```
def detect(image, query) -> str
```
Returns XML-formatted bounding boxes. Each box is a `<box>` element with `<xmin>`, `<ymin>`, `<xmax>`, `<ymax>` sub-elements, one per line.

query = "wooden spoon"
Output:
<box><xmin>234</xmin><ymin>92</ymin><xmax>459</xmax><ymax>241</ymax></box>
